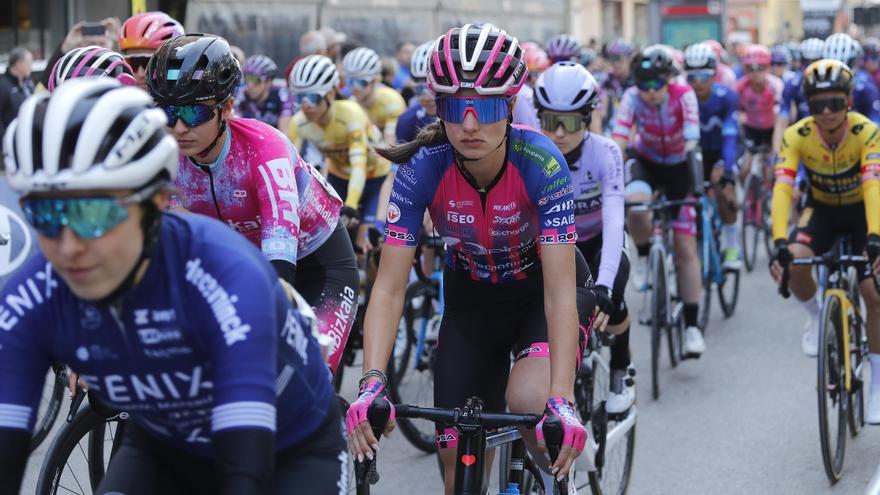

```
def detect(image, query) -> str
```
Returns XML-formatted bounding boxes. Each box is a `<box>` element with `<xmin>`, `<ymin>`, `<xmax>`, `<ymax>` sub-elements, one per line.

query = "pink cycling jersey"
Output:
<box><xmin>715</xmin><ymin>64</ymin><xmax>738</xmax><ymax>89</ymax></box>
<box><xmin>171</xmin><ymin>118</ymin><xmax>342</xmax><ymax>265</ymax></box>
<box><xmin>736</xmin><ymin>74</ymin><xmax>783</xmax><ymax>130</ymax></box>
<box><xmin>611</xmin><ymin>83</ymin><xmax>700</xmax><ymax>165</ymax></box>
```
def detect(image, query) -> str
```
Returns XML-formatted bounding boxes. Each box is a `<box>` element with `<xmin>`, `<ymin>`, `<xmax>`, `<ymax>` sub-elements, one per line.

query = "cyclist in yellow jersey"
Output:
<box><xmin>343</xmin><ymin>47</ymin><xmax>407</xmax><ymax>144</ymax></box>
<box><xmin>288</xmin><ymin>55</ymin><xmax>391</xmax><ymax>252</ymax></box>
<box><xmin>769</xmin><ymin>60</ymin><xmax>880</xmax><ymax>422</ymax></box>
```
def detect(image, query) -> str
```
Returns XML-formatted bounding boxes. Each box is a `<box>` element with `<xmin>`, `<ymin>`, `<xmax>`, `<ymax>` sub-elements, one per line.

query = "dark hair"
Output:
<box><xmin>376</xmin><ymin>120</ymin><xmax>448</xmax><ymax>164</ymax></box>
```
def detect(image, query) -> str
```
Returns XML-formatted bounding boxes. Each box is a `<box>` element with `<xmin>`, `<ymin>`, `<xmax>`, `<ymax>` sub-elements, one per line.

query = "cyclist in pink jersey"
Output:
<box><xmin>736</xmin><ymin>44</ymin><xmax>783</xmax><ymax>182</ymax></box>
<box><xmin>612</xmin><ymin>45</ymin><xmax>706</xmax><ymax>356</ymax></box>
<box><xmin>146</xmin><ymin>34</ymin><xmax>358</xmax><ymax>374</ymax></box>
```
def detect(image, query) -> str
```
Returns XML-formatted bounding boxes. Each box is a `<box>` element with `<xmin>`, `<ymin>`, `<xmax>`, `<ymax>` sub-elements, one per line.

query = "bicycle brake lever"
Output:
<box><xmin>779</xmin><ymin>264</ymin><xmax>791</xmax><ymax>299</ymax></box>
<box><xmin>541</xmin><ymin>416</ymin><xmax>570</xmax><ymax>495</ymax></box>
<box><xmin>67</xmin><ymin>386</ymin><xmax>86</xmax><ymax>422</ymax></box>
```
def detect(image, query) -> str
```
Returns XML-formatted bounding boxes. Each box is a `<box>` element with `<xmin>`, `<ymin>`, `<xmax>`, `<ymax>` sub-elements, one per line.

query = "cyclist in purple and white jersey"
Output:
<box><xmin>345</xmin><ymin>24</ymin><xmax>594</xmax><ymax>493</ymax></box>
<box><xmin>146</xmin><ymin>35</ymin><xmax>358</xmax><ymax>374</ymax></box>
<box><xmin>235</xmin><ymin>54</ymin><xmax>294</xmax><ymax>131</ymax></box>
<box><xmin>0</xmin><ymin>79</ymin><xmax>344</xmax><ymax>494</ymax></box>
<box><xmin>535</xmin><ymin>62</ymin><xmax>634</xmax><ymax>413</ymax></box>
<box><xmin>612</xmin><ymin>45</ymin><xmax>706</xmax><ymax>356</ymax></box>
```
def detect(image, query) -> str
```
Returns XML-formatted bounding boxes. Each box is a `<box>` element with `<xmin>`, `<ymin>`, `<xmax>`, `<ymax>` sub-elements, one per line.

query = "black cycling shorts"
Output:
<box><xmin>626</xmin><ymin>157</ymin><xmax>698</xmax><ymax>236</ymax></box>
<box><xmin>742</xmin><ymin>125</ymin><xmax>773</xmax><ymax>153</ymax></box>
<box><xmin>433</xmin><ymin>250</ymin><xmax>596</xmax><ymax>449</ymax></box>
<box><xmin>577</xmin><ymin>235</ymin><xmax>631</xmax><ymax>370</ymax></box>
<box><xmin>96</xmin><ymin>401</ymin><xmax>348</xmax><ymax>495</ymax></box>
<box><xmin>296</xmin><ymin>220</ymin><xmax>360</xmax><ymax>374</ymax></box>
<box><xmin>789</xmin><ymin>199</ymin><xmax>870</xmax><ymax>280</ymax></box>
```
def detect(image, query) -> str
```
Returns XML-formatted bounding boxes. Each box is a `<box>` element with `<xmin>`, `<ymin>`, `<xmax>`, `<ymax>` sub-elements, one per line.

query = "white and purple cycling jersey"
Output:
<box><xmin>611</xmin><ymin>83</ymin><xmax>700</xmax><ymax>164</ymax></box>
<box><xmin>569</xmin><ymin>133</ymin><xmax>625</xmax><ymax>288</ymax></box>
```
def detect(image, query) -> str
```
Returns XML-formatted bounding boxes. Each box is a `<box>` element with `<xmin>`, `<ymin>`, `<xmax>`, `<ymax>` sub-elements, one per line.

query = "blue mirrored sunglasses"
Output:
<box><xmin>21</xmin><ymin>186</ymin><xmax>160</xmax><ymax>240</ymax></box>
<box><xmin>686</xmin><ymin>70</ymin><xmax>714</xmax><ymax>82</ymax></box>
<box><xmin>435</xmin><ymin>96</ymin><xmax>510</xmax><ymax>124</ymax></box>
<box><xmin>347</xmin><ymin>78</ymin><xmax>372</xmax><ymax>90</ymax></box>
<box><xmin>294</xmin><ymin>92</ymin><xmax>325</xmax><ymax>107</ymax></box>
<box><xmin>637</xmin><ymin>79</ymin><xmax>667</xmax><ymax>92</ymax></box>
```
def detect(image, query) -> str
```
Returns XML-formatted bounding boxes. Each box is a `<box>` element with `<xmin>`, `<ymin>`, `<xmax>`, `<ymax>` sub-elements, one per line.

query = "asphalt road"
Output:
<box><xmin>20</xmin><ymin>248</ymin><xmax>880</xmax><ymax>494</ymax></box>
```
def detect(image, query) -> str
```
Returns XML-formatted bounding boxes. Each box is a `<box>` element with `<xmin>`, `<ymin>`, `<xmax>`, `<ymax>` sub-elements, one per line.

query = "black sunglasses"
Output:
<box><xmin>808</xmin><ymin>96</ymin><xmax>848</xmax><ymax>114</ymax></box>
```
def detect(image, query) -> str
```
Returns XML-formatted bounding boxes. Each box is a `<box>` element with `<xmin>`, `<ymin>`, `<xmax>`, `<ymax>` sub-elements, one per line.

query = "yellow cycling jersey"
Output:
<box><xmin>287</xmin><ymin>99</ymin><xmax>391</xmax><ymax>208</ymax></box>
<box><xmin>365</xmin><ymin>85</ymin><xmax>406</xmax><ymax>140</ymax></box>
<box><xmin>771</xmin><ymin>112</ymin><xmax>880</xmax><ymax>240</ymax></box>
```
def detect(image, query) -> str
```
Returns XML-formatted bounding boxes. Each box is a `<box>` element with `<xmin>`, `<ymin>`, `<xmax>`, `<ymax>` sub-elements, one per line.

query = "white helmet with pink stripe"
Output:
<box><xmin>48</xmin><ymin>46</ymin><xmax>136</xmax><ymax>92</ymax></box>
<box><xmin>427</xmin><ymin>23</ymin><xmax>528</xmax><ymax>97</ymax></box>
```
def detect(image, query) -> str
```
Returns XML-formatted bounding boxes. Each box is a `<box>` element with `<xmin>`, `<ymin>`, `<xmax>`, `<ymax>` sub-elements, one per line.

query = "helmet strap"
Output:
<box><xmin>197</xmin><ymin>112</ymin><xmax>227</xmax><ymax>159</ymax></box>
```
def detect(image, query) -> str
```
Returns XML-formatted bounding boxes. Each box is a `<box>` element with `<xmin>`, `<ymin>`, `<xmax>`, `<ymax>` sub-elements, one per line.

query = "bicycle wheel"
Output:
<box><xmin>845</xmin><ymin>274</ymin><xmax>866</xmax><ymax>436</ymax></box>
<box><xmin>587</xmin><ymin>419</ymin><xmax>635</xmax><ymax>495</ymax></box>
<box><xmin>760</xmin><ymin>186</ymin><xmax>774</xmax><ymax>259</ymax></box>
<box><xmin>36</xmin><ymin>403</ymin><xmax>106</xmax><ymax>495</ymax></box>
<box><xmin>817</xmin><ymin>294</ymin><xmax>847</xmax><ymax>483</ymax></box>
<box><xmin>31</xmin><ymin>368</ymin><xmax>65</xmax><ymax>452</ymax></box>
<box><xmin>649</xmin><ymin>248</ymin><xmax>666</xmax><ymax>400</ymax></box>
<box><xmin>717</xmin><ymin>267</ymin><xmax>740</xmax><ymax>318</ymax></box>
<box><xmin>388</xmin><ymin>281</ymin><xmax>438</xmax><ymax>453</ymax></box>
<box><xmin>740</xmin><ymin>175</ymin><xmax>761</xmax><ymax>272</ymax></box>
<box><xmin>87</xmin><ymin>414</ymin><xmax>127</xmax><ymax>488</ymax></box>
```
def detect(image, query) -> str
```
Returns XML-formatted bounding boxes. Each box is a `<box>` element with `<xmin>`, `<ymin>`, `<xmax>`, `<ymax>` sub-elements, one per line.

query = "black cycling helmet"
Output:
<box><xmin>631</xmin><ymin>45</ymin><xmax>675</xmax><ymax>82</ymax></box>
<box><xmin>802</xmin><ymin>59</ymin><xmax>855</xmax><ymax>99</ymax></box>
<box><xmin>146</xmin><ymin>34</ymin><xmax>241</xmax><ymax>105</ymax></box>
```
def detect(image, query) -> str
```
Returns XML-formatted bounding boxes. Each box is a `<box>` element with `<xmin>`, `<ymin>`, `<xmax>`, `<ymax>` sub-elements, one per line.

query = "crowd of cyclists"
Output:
<box><xmin>1</xmin><ymin>7</ymin><xmax>880</xmax><ymax>493</ymax></box>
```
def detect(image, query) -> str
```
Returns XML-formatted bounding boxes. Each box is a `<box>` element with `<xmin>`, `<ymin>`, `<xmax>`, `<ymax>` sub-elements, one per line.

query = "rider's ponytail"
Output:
<box><xmin>376</xmin><ymin>120</ymin><xmax>448</xmax><ymax>165</ymax></box>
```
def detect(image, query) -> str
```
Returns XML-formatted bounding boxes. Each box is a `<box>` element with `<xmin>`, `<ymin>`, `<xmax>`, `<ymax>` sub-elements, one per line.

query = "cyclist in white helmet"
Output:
<box><xmin>535</xmin><ymin>61</ymin><xmax>635</xmax><ymax>413</ymax></box>
<box><xmin>824</xmin><ymin>33</ymin><xmax>880</xmax><ymax>124</ymax></box>
<box><xmin>342</xmin><ymin>47</ymin><xmax>406</xmax><ymax>145</ymax></box>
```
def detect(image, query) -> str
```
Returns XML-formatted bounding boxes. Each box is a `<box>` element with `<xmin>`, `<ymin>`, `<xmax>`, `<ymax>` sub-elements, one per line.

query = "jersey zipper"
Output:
<box><xmin>198</xmin><ymin>165</ymin><xmax>226</xmax><ymax>222</ymax></box>
<box><xmin>108</xmin><ymin>303</ymin><xmax>135</xmax><ymax>357</ymax></box>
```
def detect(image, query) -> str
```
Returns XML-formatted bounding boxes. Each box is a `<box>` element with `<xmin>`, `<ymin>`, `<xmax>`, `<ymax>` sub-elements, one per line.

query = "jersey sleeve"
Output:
<box><xmin>184</xmin><ymin>250</ymin><xmax>282</xmax><ymax>434</ymax></box>
<box><xmin>780</xmin><ymin>79</ymin><xmax>795</xmax><ymax>121</ymax></box>
<box><xmin>253</xmin><ymin>137</ymin><xmax>302</xmax><ymax>264</ymax></box>
<box><xmin>681</xmin><ymin>87</ymin><xmax>701</xmax><ymax>142</ymax></box>
<box><xmin>277</xmin><ymin>87</ymin><xmax>293</xmax><ymax>118</ymax></box>
<box><xmin>721</xmin><ymin>90</ymin><xmax>740</xmax><ymax>173</ymax></box>
<box><xmin>771</xmin><ymin>124</ymin><xmax>802</xmax><ymax>240</ymax></box>
<box><xmin>610</xmin><ymin>88</ymin><xmax>636</xmax><ymax>141</ymax></box>
<box><xmin>859</xmin><ymin>122</ymin><xmax>880</xmax><ymax>235</ymax></box>
<box><xmin>384</xmin><ymin>157</ymin><xmax>432</xmax><ymax>248</ymax></box>
<box><xmin>0</xmin><ymin>258</ymin><xmax>54</xmax><ymax>433</ymax></box>
<box><xmin>596</xmin><ymin>139</ymin><xmax>626</xmax><ymax>288</ymax></box>
<box><xmin>286</xmin><ymin>113</ymin><xmax>304</xmax><ymax>150</ymax></box>
<box><xmin>345</xmin><ymin>110</ymin><xmax>372</xmax><ymax>208</ymax></box>
<box><xmin>382</xmin><ymin>91</ymin><xmax>406</xmax><ymax>138</ymax></box>
<box><xmin>857</xmin><ymin>78</ymin><xmax>880</xmax><ymax>124</ymax></box>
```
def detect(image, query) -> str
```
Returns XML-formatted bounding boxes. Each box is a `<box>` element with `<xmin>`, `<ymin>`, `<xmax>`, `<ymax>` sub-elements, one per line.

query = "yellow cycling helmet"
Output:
<box><xmin>802</xmin><ymin>59</ymin><xmax>854</xmax><ymax>99</ymax></box>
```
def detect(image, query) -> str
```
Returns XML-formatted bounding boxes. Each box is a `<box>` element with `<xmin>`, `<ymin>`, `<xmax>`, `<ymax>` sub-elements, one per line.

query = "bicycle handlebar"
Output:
<box><xmin>779</xmin><ymin>253</ymin><xmax>880</xmax><ymax>297</ymax></box>
<box><xmin>624</xmin><ymin>198</ymin><xmax>699</xmax><ymax>212</ymax></box>
<box><xmin>393</xmin><ymin>404</ymin><xmax>541</xmax><ymax>429</ymax></box>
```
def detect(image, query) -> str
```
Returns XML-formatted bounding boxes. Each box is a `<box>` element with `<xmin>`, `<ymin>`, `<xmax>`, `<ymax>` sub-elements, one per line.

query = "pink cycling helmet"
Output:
<box><xmin>48</xmin><ymin>46</ymin><xmax>136</xmax><ymax>91</ymax></box>
<box><xmin>521</xmin><ymin>41</ymin><xmax>551</xmax><ymax>72</ymax></box>
<box><xmin>428</xmin><ymin>23</ymin><xmax>528</xmax><ymax>97</ymax></box>
<box><xmin>742</xmin><ymin>44</ymin><xmax>771</xmax><ymax>67</ymax></box>
<box><xmin>119</xmin><ymin>11</ymin><xmax>184</xmax><ymax>52</ymax></box>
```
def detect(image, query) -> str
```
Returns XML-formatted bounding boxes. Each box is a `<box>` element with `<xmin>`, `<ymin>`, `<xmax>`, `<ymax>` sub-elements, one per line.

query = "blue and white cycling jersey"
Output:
<box><xmin>0</xmin><ymin>179</ymin><xmax>36</xmax><ymax>288</ymax></box>
<box><xmin>0</xmin><ymin>213</ymin><xmax>333</xmax><ymax>457</ymax></box>
<box><xmin>696</xmin><ymin>83</ymin><xmax>739</xmax><ymax>173</ymax></box>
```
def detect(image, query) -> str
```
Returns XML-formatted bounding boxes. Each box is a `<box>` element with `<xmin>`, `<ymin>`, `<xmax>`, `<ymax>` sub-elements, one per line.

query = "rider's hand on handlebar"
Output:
<box><xmin>536</xmin><ymin>396</ymin><xmax>586</xmax><ymax>480</ymax></box>
<box><xmin>67</xmin><ymin>372</ymin><xmax>88</xmax><ymax>398</ymax></box>
<box><xmin>769</xmin><ymin>239</ymin><xmax>792</xmax><ymax>284</ymax></box>
<box><xmin>356</xmin><ymin>223</ymin><xmax>374</xmax><ymax>254</ymax></box>
<box><xmin>593</xmin><ymin>285</ymin><xmax>613</xmax><ymax>332</ymax></box>
<box><xmin>345</xmin><ymin>378</ymin><xmax>396</xmax><ymax>462</ymax></box>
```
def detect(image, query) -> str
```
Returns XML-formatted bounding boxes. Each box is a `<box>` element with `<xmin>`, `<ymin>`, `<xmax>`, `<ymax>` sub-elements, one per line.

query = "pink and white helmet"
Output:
<box><xmin>48</xmin><ymin>46</ymin><xmax>136</xmax><ymax>91</ymax></box>
<box><xmin>741</xmin><ymin>44</ymin><xmax>772</xmax><ymax>67</ymax></box>
<box><xmin>427</xmin><ymin>23</ymin><xmax>528</xmax><ymax>97</ymax></box>
<box><xmin>119</xmin><ymin>11</ymin><xmax>184</xmax><ymax>52</ymax></box>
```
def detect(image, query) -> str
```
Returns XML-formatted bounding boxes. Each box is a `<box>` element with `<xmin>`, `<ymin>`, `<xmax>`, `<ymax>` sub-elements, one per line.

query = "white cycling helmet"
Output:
<box><xmin>823</xmin><ymin>33</ymin><xmax>861</xmax><ymax>65</ymax></box>
<box><xmin>4</xmin><ymin>78</ymin><xmax>178</xmax><ymax>195</ymax></box>
<box><xmin>800</xmin><ymin>38</ymin><xmax>825</xmax><ymax>62</ymax></box>
<box><xmin>289</xmin><ymin>55</ymin><xmax>339</xmax><ymax>95</ymax></box>
<box><xmin>342</xmin><ymin>47</ymin><xmax>382</xmax><ymax>79</ymax></box>
<box><xmin>534</xmin><ymin>62</ymin><xmax>599</xmax><ymax>112</ymax></box>
<box><xmin>410</xmin><ymin>41</ymin><xmax>434</xmax><ymax>80</ymax></box>
<box><xmin>545</xmin><ymin>34</ymin><xmax>582</xmax><ymax>62</ymax></box>
<box><xmin>684</xmin><ymin>42</ymin><xmax>717</xmax><ymax>70</ymax></box>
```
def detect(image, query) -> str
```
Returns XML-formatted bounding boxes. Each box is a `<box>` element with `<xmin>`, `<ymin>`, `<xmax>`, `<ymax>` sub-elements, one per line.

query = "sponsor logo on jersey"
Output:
<box><xmin>489</xmin><ymin>223</ymin><xmax>529</xmax><ymax>237</ymax></box>
<box><xmin>446</xmin><ymin>212</ymin><xmax>475</xmax><ymax>224</ymax></box>
<box><xmin>538</xmin><ymin>184</ymin><xmax>574</xmax><ymax>206</ymax></box>
<box><xmin>387</xmin><ymin>203</ymin><xmax>401</xmax><ymax>224</ymax></box>
<box><xmin>513</xmin><ymin>141</ymin><xmax>562</xmax><ymax>177</ymax></box>
<box><xmin>0</xmin><ymin>204</ymin><xmax>32</xmax><ymax>277</ymax></box>
<box><xmin>0</xmin><ymin>261</ymin><xmax>58</xmax><ymax>332</ymax></box>
<box><xmin>233</xmin><ymin>190</ymin><xmax>247</xmax><ymax>198</ymax></box>
<box><xmin>493</xmin><ymin>212</ymin><xmax>521</xmax><ymax>225</ymax></box>
<box><xmin>540</xmin><ymin>176</ymin><xmax>570</xmax><ymax>195</ymax></box>
<box><xmin>227</xmin><ymin>219</ymin><xmax>261</xmax><ymax>232</ymax></box>
<box><xmin>260</xmin><ymin>158</ymin><xmax>299</xmax><ymax>225</ymax></box>
<box><xmin>385</xmin><ymin>226</ymin><xmax>415</xmax><ymax>242</ymax></box>
<box><xmin>80</xmin><ymin>365</ymin><xmax>212</xmax><ymax>403</ymax></box>
<box><xmin>398</xmin><ymin>164</ymin><xmax>418</xmax><ymax>185</ymax></box>
<box><xmin>281</xmin><ymin>308</ymin><xmax>311</xmax><ymax>364</ymax></box>
<box><xmin>185</xmin><ymin>258</ymin><xmax>251</xmax><ymax>346</ymax></box>
<box><xmin>325</xmin><ymin>285</ymin><xmax>357</xmax><ymax>360</ymax></box>
<box><xmin>544</xmin><ymin>215</ymin><xmax>575</xmax><ymax>227</ymax></box>
<box><xmin>493</xmin><ymin>201</ymin><xmax>517</xmax><ymax>212</ymax></box>
<box><xmin>556</xmin><ymin>231</ymin><xmax>578</xmax><ymax>242</ymax></box>
<box><xmin>138</xmin><ymin>328</ymin><xmax>184</xmax><ymax>345</ymax></box>
<box><xmin>80</xmin><ymin>305</ymin><xmax>102</xmax><ymax>329</ymax></box>
<box><xmin>546</xmin><ymin>200</ymin><xmax>574</xmax><ymax>214</ymax></box>
<box><xmin>448</xmin><ymin>199</ymin><xmax>476</xmax><ymax>208</ymax></box>
<box><xmin>391</xmin><ymin>190</ymin><xmax>413</xmax><ymax>206</ymax></box>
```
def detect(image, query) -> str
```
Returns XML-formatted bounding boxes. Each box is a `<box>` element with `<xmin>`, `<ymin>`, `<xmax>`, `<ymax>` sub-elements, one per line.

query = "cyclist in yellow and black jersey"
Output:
<box><xmin>288</xmin><ymin>55</ymin><xmax>391</xmax><ymax>252</ymax></box>
<box><xmin>769</xmin><ymin>60</ymin><xmax>880</xmax><ymax>422</ymax></box>
<box><xmin>342</xmin><ymin>47</ymin><xmax>407</xmax><ymax>145</ymax></box>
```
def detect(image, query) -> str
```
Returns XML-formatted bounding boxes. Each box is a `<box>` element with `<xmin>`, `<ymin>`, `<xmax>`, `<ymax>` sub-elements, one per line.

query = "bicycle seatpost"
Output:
<box><xmin>540</xmin><ymin>416</ymin><xmax>569</xmax><ymax>495</ymax></box>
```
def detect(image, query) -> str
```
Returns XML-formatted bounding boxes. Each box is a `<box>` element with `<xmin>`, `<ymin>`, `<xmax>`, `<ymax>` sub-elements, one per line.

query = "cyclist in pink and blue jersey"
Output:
<box><xmin>534</xmin><ymin>61</ymin><xmax>635</xmax><ymax>414</ymax></box>
<box><xmin>344</xmin><ymin>24</ymin><xmax>595</xmax><ymax>494</ymax></box>
<box><xmin>612</xmin><ymin>45</ymin><xmax>707</xmax><ymax>357</ymax></box>
<box><xmin>736</xmin><ymin>44</ymin><xmax>783</xmax><ymax>179</ymax></box>
<box><xmin>146</xmin><ymin>34</ymin><xmax>358</xmax><ymax>374</ymax></box>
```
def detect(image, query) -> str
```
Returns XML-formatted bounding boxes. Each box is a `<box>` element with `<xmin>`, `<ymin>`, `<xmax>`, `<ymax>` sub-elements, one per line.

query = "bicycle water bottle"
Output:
<box><xmin>498</xmin><ymin>482</ymin><xmax>521</xmax><ymax>494</ymax></box>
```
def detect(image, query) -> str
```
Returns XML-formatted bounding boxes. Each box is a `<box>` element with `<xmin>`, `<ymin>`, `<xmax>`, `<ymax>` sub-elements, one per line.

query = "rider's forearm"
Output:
<box><xmin>362</xmin><ymin>285</ymin><xmax>406</xmax><ymax>374</ymax></box>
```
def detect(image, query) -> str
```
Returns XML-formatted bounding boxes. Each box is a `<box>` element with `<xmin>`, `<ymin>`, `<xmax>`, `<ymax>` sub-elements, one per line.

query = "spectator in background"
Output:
<box><xmin>381</xmin><ymin>57</ymin><xmax>398</xmax><ymax>88</ymax></box>
<box><xmin>390</xmin><ymin>41</ymin><xmax>415</xmax><ymax>90</ymax></box>
<box><xmin>285</xmin><ymin>30</ymin><xmax>328</xmax><ymax>83</ymax></box>
<box><xmin>40</xmin><ymin>17</ymin><xmax>121</xmax><ymax>89</ymax></box>
<box><xmin>0</xmin><ymin>47</ymin><xmax>33</xmax><ymax>143</ymax></box>
<box><xmin>319</xmin><ymin>27</ymin><xmax>346</xmax><ymax>62</ymax></box>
